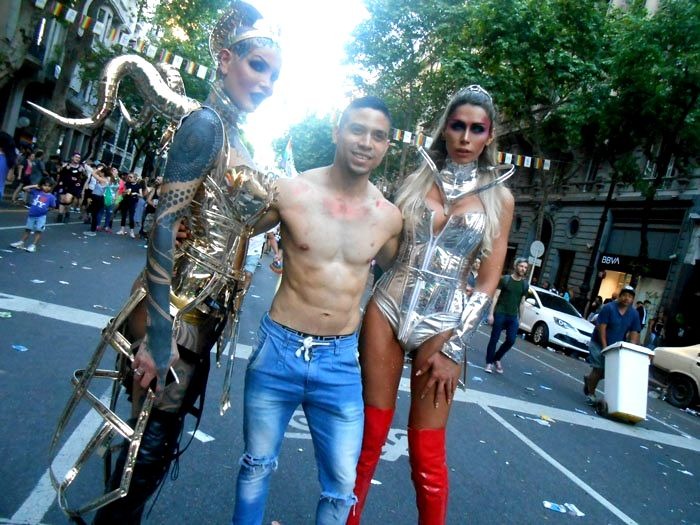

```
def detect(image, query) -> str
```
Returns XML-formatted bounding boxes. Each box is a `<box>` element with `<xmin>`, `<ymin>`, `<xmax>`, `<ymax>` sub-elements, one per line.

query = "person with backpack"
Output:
<box><xmin>484</xmin><ymin>257</ymin><xmax>530</xmax><ymax>373</ymax></box>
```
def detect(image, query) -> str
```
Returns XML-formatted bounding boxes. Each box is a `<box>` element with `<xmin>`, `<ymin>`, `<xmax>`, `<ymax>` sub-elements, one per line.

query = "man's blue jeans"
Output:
<box><xmin>232</xmin><ymin>313</ymin><xmax>363</xmax><ymax>525</ymax></box>
<box><xmin>485</xmin><ymin>313</ymin><xmax>520</xmax><ymax>364</ymax></box>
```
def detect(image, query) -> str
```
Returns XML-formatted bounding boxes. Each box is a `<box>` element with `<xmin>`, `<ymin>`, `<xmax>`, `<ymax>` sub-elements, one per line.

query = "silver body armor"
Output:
<box><xmin>373</xmin><ymin>207</ymin><xmax>487</xmax><ymax>364</ymax></box>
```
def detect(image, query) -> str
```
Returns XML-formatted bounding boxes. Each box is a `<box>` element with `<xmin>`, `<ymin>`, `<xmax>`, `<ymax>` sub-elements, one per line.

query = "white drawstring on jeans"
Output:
<box><xmin>295</xmin><ymin>336</ymin><xmax>331</xmax><ymax>362</ymax></box>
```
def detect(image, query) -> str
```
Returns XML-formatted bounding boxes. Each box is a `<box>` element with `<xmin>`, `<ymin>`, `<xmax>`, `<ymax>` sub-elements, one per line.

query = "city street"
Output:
<box><xmin>1</xmin><ymin>205</ymin><xmax>699</xmax><ymax>525</ymax></box>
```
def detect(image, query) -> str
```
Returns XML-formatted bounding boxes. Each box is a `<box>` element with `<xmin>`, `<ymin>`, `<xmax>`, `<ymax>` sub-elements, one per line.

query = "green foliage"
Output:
<box><xmin>150</xmin><ymin>0</ymin><xmax>230</xmax><ymax>101</ymax></box>
<box><xmin>272</xmin><ymin>114</ymin><xmax>336</xmax><ymax>173</ymax></box>
<box><xmin>343</xmin><ymin>0</ymin><xmax>698</xmax><ymax>195</ymax></box>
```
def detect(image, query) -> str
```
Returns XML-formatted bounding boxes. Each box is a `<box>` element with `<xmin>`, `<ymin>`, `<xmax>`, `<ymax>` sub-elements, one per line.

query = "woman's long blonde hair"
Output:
<box><xmin>394</xmin><ymin>86</ymin><xmax>511</xmax><ymax>257</ymax></box>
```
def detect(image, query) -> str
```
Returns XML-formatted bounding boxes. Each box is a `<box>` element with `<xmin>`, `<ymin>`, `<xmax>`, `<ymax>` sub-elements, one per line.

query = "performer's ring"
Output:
<box><xmin>134</xmin><ymin>368</ymin><xmax>144</xmax><ymax>376</ymax></box>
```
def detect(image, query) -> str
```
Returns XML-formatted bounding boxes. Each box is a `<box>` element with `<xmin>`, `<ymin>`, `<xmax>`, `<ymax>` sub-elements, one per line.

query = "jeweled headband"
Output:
<box><xmin>209</xmin><ymin>1</ymin><xmax>280</xmax><ymax>63</ymax></box>
<box><xmin>457</xmin><ymin>84</ymin><xmax>492</xmax><ymax>101</ymax></box>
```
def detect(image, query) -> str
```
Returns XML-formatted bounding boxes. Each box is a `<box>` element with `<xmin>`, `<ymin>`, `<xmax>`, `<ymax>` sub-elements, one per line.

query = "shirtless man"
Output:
<box><xmin>231</xmin><ymin>96</ymin><xmax>403</xmax><ymax>524</ymax></box>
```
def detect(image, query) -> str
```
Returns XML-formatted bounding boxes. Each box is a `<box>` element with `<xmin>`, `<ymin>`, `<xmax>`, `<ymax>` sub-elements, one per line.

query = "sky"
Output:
<box><xmin>238</xmin><ymin>0</ymin><xmax>370</xmax><ymax>169</ymax></box>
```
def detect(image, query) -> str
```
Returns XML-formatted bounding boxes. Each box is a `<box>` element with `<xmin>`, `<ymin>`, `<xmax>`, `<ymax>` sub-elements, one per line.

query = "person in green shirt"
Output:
<box><xmin>485</xmin><ymin>257</ymin><xmax>529</xmax><ymax>373</ymax></box>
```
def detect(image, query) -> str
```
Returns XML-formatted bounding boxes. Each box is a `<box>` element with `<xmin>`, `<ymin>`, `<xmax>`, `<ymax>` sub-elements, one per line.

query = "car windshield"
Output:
<box><xmin>536</xmin><ymin>291</ymin><xmax>582</xmax><ymax>318</ymax></box>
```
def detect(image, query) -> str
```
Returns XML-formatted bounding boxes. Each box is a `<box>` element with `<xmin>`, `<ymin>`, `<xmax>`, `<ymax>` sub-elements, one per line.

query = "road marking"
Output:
<box><xmin>11</xmin><ymin>391</ymin><xmax>111</xmax><ymax>525</ymax></box>
<box><xmin>399</xmin><ymin>378</ymin><xmax>700</xmax><ymax>453</ymax></box>
<box><xmin>482</xmin><ymin>405</ymin><xmax>638</xmax><ymax>525</ymax></box>
<box><xmin>188</xmin><ymin>429</ymin><xmax>215</xmax><ymax>443</ymax></box>
<box><xmin>0</xmin><ymin>221</ymin><xmax>83</xmax><ymax>231</ymax></box>
<box><xmin>0</xmin><ymin>292</ymin><xmax>111</xmax><ymax>328</ymax></box>
<box><xmin>508</xmin><ymin>344</ymin><xmax>694</xmax><ymax>439</ymax></box>
<box><xmin>4</xmin><ymin>294</ymin><xmax>697</xmax><ymax>524</ymax></box>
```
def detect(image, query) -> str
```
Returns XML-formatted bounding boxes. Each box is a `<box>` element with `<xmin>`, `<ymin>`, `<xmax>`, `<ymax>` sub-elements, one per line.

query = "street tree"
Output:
<box><xmin>346</xmin><ymin>0</ymin><xmax>454</xmax><ymax>183</ymax></box>
<box><xmin>272</xmin><ymin>114</ymin><xmax>336</xmax><ymax>174</ymax></box>
<box><xmin>430</xmin><ymin>0</ymin><xmax>609</xmax><ymax>262</ymax></box>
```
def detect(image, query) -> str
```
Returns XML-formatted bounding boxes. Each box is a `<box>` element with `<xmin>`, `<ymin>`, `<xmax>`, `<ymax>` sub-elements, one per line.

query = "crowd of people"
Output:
<box><xmin>0</xmin><ymin>137</ymin><xmax>165</xmax><ymax>252</ymax></box>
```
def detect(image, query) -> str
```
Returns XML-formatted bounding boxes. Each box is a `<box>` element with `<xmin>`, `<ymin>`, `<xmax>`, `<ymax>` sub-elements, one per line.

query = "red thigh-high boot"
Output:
<box><xmin>347</xmin><ymin>406</ymin><xmax>395</xmax><ymax>525</ymax></box>
<box><xmin>408</xmin><ymin>427</ymin><xmax>448</xmax><ymax>525</ymax></box>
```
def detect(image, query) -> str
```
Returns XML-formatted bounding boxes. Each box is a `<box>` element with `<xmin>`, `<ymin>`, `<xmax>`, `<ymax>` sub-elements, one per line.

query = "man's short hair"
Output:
<box><xmin>514</xmin><ymin>257</ymin><xmax>528</xmax><ymax>267</ymax></box>
<box><xmin>338</xmin><ymin>96</ymin><xmax>392</xmax><ymax>128</ymax></box>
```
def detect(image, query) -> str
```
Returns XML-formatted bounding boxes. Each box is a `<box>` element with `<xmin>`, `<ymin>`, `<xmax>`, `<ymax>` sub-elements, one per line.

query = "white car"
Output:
<box><xmin>519</xmin><ymin>286</ymin><xmax>595</xmax><ymax>355</ymax></box>
<box><xmin>652</xmin><ymin>344</ymin><xmax>700</xmax><ymax>408</ymax></box>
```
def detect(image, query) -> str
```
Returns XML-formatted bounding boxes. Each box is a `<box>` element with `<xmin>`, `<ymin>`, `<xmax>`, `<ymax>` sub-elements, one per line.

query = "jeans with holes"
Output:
<box><xmin>486</xmin><ymin>313</ymin><xmax>520</xmax><ymax>364</ymax></box>
<box><xmin>231</xmin><ymin>313</ymin><xmax>363</xmax><ymax>525</ymax></box>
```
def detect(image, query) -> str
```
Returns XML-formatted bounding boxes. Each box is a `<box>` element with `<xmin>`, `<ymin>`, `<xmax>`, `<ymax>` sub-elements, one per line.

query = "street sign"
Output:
<box><xmin>527</xmin><ymin>256</ymin><xmax>542</xmax><ymax>267</ymax></box>
<box><xmin>530</xmin><ymin>241</ymin><xmax>545</xmax><ymax>258</ymax></box>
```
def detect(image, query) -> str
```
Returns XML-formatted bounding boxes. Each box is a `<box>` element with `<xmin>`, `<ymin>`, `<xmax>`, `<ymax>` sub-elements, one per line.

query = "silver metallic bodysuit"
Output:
<box><xmin>372</xmin><ymin>155</ymin><xmax>514</xmax><ymax>366</ymax></box>
<box><xmin>373</xmin><ymin>207</ymin><xmax>485</xmax><ymax>363</ymax></box>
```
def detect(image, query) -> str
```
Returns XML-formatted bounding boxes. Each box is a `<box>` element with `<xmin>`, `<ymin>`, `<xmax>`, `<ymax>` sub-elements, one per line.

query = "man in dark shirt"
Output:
<box><xmin>484</xmin><ymin>258</ymin><xmax>530</xmax><ymax>373</ymax></box>
<box><xmin>583</xmin><ymin>285</ymin><xmax>642</xmax><ymax>403</ymax></box>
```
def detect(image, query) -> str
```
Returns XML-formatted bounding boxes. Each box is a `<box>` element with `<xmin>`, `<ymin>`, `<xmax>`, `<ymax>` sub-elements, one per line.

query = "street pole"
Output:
<box><xmin>579</xmin><ymin>178</ymin><xmax>617</xmax><ymax>315</ymax></box>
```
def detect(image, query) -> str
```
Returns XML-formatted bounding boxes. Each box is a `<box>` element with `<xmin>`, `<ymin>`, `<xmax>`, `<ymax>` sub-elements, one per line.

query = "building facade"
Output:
<box><xmin>0</xmin><ymin>0</ymin><xmax>143</xmax><ymax>167</ymax></box>
<box><xmin>506</xmin><ymin>158</ymin><xmax>699</xmax><ymax>342</ymax></box>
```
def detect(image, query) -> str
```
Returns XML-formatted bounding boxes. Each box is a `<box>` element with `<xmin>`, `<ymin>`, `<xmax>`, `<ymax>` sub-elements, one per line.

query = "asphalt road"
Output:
<box><xmin>1</xmin><ymin>204</ymin><xmax>699</xmax><ymax>525</ymax></box>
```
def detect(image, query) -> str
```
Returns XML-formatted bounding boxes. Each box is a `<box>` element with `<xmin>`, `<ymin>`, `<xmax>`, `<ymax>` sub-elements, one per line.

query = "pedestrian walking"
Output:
<box><xmin>55</xmin><ymin>152</ymin><xmax>86</xmax><ymax>223</ymax></box>
<box><xmin>583</xmin><ymin>285</ymin><xmax>641</xmax><ymax>404</ymax></box>
<box><xmin>115</xmin><ymin>172</ymin><xmax>142</xmax><ymax>237</ymax></box>
<box><xmin>9</xmin><ymin>177</ymin><xmax>57</xmax><ymax>252</ymax></box>
<box><xmin>484</xmin><ymin>257</ymin><xmax>530</xmax><ymax>374</ymax></box>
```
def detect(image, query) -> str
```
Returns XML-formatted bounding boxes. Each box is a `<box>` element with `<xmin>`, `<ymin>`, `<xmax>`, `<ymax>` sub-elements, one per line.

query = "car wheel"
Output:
<box><xmin>666</xmin><ymin>375</ymin><xmax>697</xmax><ymax>409</ymax></box>
<box><xmin>532</xmin><ymin>322</ymin><xmax>549</xmax><ymax>347</ymax></box>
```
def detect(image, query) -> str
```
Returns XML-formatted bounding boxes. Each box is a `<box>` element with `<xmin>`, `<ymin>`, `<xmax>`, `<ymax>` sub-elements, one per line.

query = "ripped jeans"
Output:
<box><xmin>232</xmin><ymin>313</ymin><xmax>363</xmax><ymax>525</ymax></box>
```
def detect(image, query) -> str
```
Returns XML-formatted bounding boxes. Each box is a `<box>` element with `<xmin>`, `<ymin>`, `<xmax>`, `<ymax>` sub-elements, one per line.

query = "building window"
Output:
<box><xmin>568</xmin><ymin>217</ymin><xmax>580</xmax><ymax>237</ymax></box>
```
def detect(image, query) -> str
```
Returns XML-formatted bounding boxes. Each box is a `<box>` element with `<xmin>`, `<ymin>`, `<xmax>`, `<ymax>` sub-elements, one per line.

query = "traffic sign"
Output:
<box><xmin>530</xmin><ymin>241</ymin><xmax>545</xmax><ymax>258</ymax></box>
<box><xmin>527</xmin><ymin>256</ymin><xmax>542</xmax><ymax>267</ymax></box>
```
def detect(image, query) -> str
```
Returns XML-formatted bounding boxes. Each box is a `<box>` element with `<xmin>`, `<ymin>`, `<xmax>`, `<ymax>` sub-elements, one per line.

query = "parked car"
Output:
<box><xmin>652</xmin><ymin>344</ymin><xmax>700</xmax><ymax>408</ymax></box>
<box><xmin>519</xmin><ymin>286</ymin><xmax>595</xmax><ymax>355</ymax></box>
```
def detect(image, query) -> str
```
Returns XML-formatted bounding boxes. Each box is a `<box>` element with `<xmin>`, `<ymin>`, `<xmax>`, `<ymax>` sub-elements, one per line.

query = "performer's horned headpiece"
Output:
<box><xmin>28</xmin><ymin>1</ymin><xmax>279</xmax><ymax>136</ymax></box>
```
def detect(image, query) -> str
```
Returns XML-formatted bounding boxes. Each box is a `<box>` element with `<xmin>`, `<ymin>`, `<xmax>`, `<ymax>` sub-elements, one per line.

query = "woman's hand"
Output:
<box><xmin>414</xmin><ymin>336</ymin><xmax>462</xmax><ymax>408</ymax></box>
<box><xmin>132</xmin><ymin>340</ymin><xmax>180</xmax><ymax>391</ymax></box>
<box><xmin>132</xmin><ymin>345</ymin><xmax>158</xmax><ymax>390</ymax></box>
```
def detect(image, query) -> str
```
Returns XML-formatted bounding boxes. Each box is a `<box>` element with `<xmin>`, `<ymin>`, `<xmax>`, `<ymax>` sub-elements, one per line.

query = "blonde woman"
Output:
<box><xmin>350</xmin><ymin>86</ymin><xmax>513</xmax><ymax>524</ymax></box>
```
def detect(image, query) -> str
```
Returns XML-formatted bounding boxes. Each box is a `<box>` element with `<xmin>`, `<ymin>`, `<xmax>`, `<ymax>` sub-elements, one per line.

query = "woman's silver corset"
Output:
<box><xmin>170</xmin><ymin>116</ymin><xmax>275</xmax><ymax>320</ymax></box>
<box><xmin>376</xmin><ymin>207</ymin><xmax>485</xmax><ymax>344</ymax></box>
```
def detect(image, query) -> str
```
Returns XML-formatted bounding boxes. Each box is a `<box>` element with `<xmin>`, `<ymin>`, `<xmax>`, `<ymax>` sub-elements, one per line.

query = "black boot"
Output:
<box><xmin>92</xmin><ymin>410</ymin><xmax>183</xmax><ymax>525</ymax></box>
<box><xmin>63</xmin><ymin>211</ymin><xmax>70</xmax><ymax>223</ymax></box>
<box><xmin>55</xmin><ymin>213</ymin><xmax>63</xmax><ymax>223</ymax></box>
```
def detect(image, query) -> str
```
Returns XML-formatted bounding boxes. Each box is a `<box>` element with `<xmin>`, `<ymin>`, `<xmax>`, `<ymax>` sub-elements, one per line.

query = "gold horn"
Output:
<box><xmin>30</xmin><ymin>54</ymin><xmax>200</xmax><ymax>131</ymax></box>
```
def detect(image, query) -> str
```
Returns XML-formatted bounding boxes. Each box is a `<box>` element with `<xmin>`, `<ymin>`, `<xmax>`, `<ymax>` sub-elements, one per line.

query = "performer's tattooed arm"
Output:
<box><xmin>133</xmin><ymin>108</ymin><xmax>224</xmax><ymax>388</ymax></box>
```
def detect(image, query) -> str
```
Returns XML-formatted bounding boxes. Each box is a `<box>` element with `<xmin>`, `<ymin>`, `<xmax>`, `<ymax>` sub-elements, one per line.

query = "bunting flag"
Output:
<box><xmin>79</xmin><ymin>14</ymin><xmax>92</xmax><ymax>30</ymax></box>
<box><xmin>50</xmin><ymin>1</ymin><xmax>64</xmax><ymax>17</ymax></box>
<box><xmin>387</xmin><ymin>127</ymin><xmax>553</xmax><ymax>170</ymax></box>
<box><xmin>185</xmin><ymin>61</ymin><xmax>197</xmax><ymax>76</ymax></box>
<box><xmin>64</xmin><ymin>8</ymin><xmax>77</xmax><ymax>23</ymax></box>
<box><xmin>33</xmin><ymin>0</ymin><xmax>217</xmax><ymax>82</ymax></box>
<box><xmin>281</xmin><ymin>139</ymin><xmax>298</xmax><ymax>178</ymax></box>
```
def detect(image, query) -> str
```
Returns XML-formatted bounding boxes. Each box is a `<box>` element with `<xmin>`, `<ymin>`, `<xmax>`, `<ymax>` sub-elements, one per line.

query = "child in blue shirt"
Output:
<box><xmin>10</xmin><ymin>177</ymin><xmax>57</xmax><ymax>252</ymax></box>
